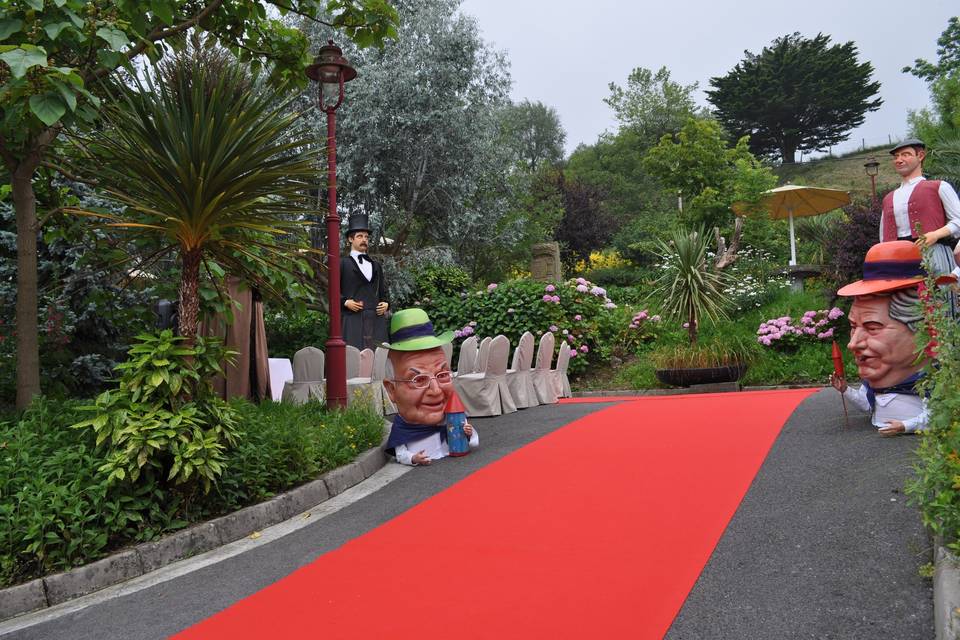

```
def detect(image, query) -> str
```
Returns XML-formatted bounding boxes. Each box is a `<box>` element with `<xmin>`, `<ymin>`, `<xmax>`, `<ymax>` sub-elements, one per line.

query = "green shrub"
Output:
<box><xmin>1</xmin><ymin>394</ymin><xmax>383</xmax><ymax>588</ymax></box>
<box><xmin>424</xmin><ymin>277</ymin><xmax>618</xmax><ymax>377</ymax></box>
<box><xmin>72</xmin><ymin>331</ymin><xmax>240</xmax><ymax>492</ymax></box>
<box><xmin>265</xmin><ymin>307</ymin><xmax>329</xmax><ymax>358</ymax></box>
<box><xmin>412</xmin><ymin>264</ymin><xmax>472</xmax><ymax>302</ymax></box>
<box><xmin>199</xmin><ymin>399</ymin><xmax>384</xmax><ymax>514</ymax></box>
<box><xmin>908</xmin><ymin>268</ymin><xmax>960</xmax><ymax>553</ymax></box>
<box><xmin>583</xmin><ymin>266</ymin><xmax>644</xmax><ymax>288</ymax></box>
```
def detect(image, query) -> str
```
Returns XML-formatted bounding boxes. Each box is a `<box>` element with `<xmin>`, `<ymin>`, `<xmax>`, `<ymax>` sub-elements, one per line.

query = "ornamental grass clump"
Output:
<box><xmin>756</xmin><ymin>307</ymin><xmax>844</xmax><ymax>350</ymax></box>
<box><xmin>651</xmin><ymin>227</ymin><xmax>730</xmax><ymax>345</ymax></box>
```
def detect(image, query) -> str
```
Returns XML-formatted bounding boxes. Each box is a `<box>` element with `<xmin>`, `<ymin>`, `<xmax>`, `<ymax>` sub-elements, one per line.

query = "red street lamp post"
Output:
<box><xmin>864</xmin><ymin>156</ymin><xmax>880</xmax><ymax>211</ymax></box>
<box><xmin>306</xmin><ymin>40</ymin><xmax>357</xmax><ymax>409</ymax></box>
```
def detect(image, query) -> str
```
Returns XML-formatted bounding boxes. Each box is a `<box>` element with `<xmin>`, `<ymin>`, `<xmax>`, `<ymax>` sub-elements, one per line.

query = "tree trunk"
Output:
<box><xmin>780</xmin><ymin>142</ymin><xmax>797</xmax><ymax>164</ymax></box>
<box><xmin>178</xmin><ymin>248</ymin><xmax>203</xmax><ymax>341</ymax></box>
<box><xmin>688</xmin><ymin>313</ymin><xmax>698</xmax><ymax>346</ymax></box>
<box><xmin>5</xmin><ymin>125</ymin><xmax>62</xmax><ymax>409</ymax></box>
<box><xmin>12</xmin><ymin>170</ymin><xmax>40</xmax><ymax>409</ymax></box>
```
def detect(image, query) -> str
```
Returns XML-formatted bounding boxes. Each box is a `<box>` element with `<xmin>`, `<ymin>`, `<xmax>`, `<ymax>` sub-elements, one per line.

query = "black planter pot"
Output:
<box><xmin>654</xmin><ymin>364</ymin><xmax>748</xmax><ymax>387</ymax></box>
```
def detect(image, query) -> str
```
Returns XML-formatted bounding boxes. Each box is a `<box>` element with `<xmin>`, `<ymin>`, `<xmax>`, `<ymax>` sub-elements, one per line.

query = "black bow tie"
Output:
<box><xmin>356</xmin><ymin>254</ymin><xmax>368</xmax><ymax>264</ymax></box>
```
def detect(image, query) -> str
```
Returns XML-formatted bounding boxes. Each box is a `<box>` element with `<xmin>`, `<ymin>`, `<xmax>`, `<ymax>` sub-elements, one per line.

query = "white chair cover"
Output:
<box><xmin>552</xmin><ymin>341</ymin><xmax>573</xmax><ymax>399</ymax></box>
<box><xmin>453</xmin><ymin>334</ymin><xmax>517</xmax><ymax>417</ymax></box>
<box><xmin>345</xmin><ymin>345</ymin><xmax>361</xmax><ymax>379</ymax></box>
<box><xmin>455</xmin><ymin>335</ymin><xmax>478</xmax><ymax>377</ymax></box>
<box><xmin>531</xmin><ymin>332</ymin><xmax>558</xmax><ymax>405</ymax></box>
<box><xmin>372</xmin><ymin>346</ymin><xmax>396</xmax><ymax>415</ymax></box>
<box><xmin>268</xmin><ymin>358</ymin><xmax>293</xmax><ymax>402</ymax></box>
<box><xmin>506</xmin><ymin>331</ymin><xmax>537</xmax><ymax>409</ymax></box>
<box><xmin>441</xmin><ymin>341</ymin><xmax>453</xmax><ymax>368</ymax></box>
<box><xmin>476</xmin><ymin>336</ymin><xmax>492</xmax><ymax>373</ymax></box>
<box><xmin>281</xmin><ymin>347</ymin><xmax>325</xmax><ymax>405</ymax></box>
<box><xmin>358</xmin><ymin>348</ymin><xmax>374</xmax><ymax>378</ymax></box>
<box><xmin>346</xmin><ymin>345</ymin><xmax>378</xmax><ymax>412</ymax></box>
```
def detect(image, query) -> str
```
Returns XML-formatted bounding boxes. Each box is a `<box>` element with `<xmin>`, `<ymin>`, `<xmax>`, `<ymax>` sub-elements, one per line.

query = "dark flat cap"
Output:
<box><xmin>889</xmin><ymin>138</ymin><xmax>926</xmax><ymax>154</ymax></box>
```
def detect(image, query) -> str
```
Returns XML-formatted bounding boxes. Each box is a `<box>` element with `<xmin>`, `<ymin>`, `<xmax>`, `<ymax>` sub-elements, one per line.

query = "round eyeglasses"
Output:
<box><xmin>391</xmin><ymin>371</ymin><xmax>453</xmax><ymax>389</ymax></box>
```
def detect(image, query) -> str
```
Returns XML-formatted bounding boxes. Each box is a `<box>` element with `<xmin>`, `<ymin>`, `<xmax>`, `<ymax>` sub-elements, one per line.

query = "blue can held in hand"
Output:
<box><xmin>444</xmin><ymin>392</ymin><xmax>470</xmax><ymax>457</ymax></box>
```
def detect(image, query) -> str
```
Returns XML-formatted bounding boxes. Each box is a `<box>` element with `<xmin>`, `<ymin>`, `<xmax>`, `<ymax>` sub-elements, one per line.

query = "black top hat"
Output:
<box><xmin>346</xmin><ymin>213</ymin><xmax>371</xmax><ymax>235</ymax></box>
<box><xmin>889</xmin><ymin>138</ymin><xmax>926</xmax><ymax>155</ymax></box>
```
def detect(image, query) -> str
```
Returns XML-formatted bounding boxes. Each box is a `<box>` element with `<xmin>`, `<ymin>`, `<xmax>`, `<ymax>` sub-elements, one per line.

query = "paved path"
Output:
<box><xmin>1</xmin><ymin>390</ymin><xmax>934</xmax><ymax>639</ymax></box>
<box><xmin>667</xmin><ymin>389</ymin><xmax>932</xmax><ymax>639</ymax></box>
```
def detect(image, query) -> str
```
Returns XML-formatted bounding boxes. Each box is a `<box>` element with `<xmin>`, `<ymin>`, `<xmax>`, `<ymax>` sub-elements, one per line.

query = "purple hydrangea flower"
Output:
<box><xmin>574</xmin><ymin>314</ymin><xmax>582</xmax><ymax>321</ymax></box>
<box><xmin>576</xmin><ymin>284</ymin><xmax>589</xmax><ymax>293</ymax></box>
<box><xmin>549</xmin><ymin>325</ymin><xmax>558</xmax><ymax>332</ymax></box>
<box><xmin>487</xmin><ymin>283</ymin><xmax>497</xmax><ymax>292</ymax></box>
<box><xmin>580</xmin><ymin>345</ymin><xmax>589</xmax><ymax>353</ymax></box>
<box><xmin>545</xmin><ymin>284</ymin><xmax>556</xmax><ymax>293</ymax></box>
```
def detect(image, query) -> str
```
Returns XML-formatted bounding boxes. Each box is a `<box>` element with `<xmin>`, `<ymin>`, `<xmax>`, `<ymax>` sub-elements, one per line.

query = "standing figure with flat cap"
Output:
<box><xmin>340</xmin><ymin>213</ymin><xmax>389</xmax><ymax>350</ymax></box>
<box><xmin>830</xmin><ymin>241</ymin><xmax>956</xmax><ymax>435</ymax></box>
<box><xmin>882</xmin><ymin>138</ymin><xmax>960</xmax><ymax>313</ymax></box>
<box><xmin>382</xmin><ymin>308</ymin><xmax>479</xmax><ymax>466</ymax></box>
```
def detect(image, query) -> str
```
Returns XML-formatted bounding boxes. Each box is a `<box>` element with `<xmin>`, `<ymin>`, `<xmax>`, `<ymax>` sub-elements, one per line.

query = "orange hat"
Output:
<box><xmin>837</xmin><ymin>241</ymin><xmax>956</xmax><ymax>296</ymax></box>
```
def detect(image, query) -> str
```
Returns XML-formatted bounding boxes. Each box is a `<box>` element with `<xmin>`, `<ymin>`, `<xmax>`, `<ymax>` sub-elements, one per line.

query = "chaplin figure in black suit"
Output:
<box><xmin>340</xmin><ymin>213</ymin><xmax>389</xmax><ymax>349</ymax></box>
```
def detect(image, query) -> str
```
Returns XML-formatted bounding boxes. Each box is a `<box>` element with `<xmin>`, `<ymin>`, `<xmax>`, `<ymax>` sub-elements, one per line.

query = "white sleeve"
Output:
<box><xmin>902</xmin><ymin>399</ymin><xmax>929</xmax><ymax>433</ymax></box>
<box><xmin>843</xmin><ymin>385</ymin><xmax>871</xmax><ymax>412</ymax></box>
<box><xmin>469</xmin><ymin>426</ymin><xmax>479</xmax><ymax>450</ymax></box>
<box><xmin>939</xmin><ymin>181</ymin><xmax>960</xmax><ymax>236</ymax></box>
<box><xmin>394</xmin><ymin>443</ymin><xmax>416</xmax><ymax>466</ymax></box>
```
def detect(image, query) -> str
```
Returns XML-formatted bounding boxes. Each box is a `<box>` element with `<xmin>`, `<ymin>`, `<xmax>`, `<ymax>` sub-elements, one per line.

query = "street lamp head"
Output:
<box><xmin>306</xmin><ymin>40</ymin><xmax>357</xmax><ymax>84</ymax></box>
<box><xmin>863</xmin><ymin>157</ymin><xmax>880</xmax><ymax>177</ymax></box>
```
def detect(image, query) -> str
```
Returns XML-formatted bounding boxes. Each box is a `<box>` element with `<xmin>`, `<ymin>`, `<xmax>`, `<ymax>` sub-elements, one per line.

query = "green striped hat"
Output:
<box><xmin>382</xmin><ymin>308</ymin><xmax>454</xmax><ymax>351</ymax></box>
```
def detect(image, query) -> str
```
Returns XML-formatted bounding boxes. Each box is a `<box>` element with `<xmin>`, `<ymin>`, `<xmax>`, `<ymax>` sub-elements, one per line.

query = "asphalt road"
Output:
<box><xmin>666</xmin><ymin>389</ymin><xmax>932</xmax><ymax>640</ymax></box>
<box><xmin>3</xmin><ymin>390</ymin><xmax>934</xmax><ymax>639</ymax></box>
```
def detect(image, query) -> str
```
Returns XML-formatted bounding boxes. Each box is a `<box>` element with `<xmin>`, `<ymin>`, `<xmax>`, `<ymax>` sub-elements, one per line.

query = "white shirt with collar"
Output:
<box><xmin>350</xmin><ymin>249</ymin><xmax>373</xmax><ymax>282</ymax></box>
<box><xmin>887</xmin><ymin>176</ymin><xmax>960</xmax><ymax>240</ymax></box>
<box><xmin>843</xmin><ymin>384</ymin><xmax>928</xmax><ymax>433</ymax></box>
<box><xmin>394</xmin><ymin>428</ymin><xmax>480</xmax><ymax>466</ymax></box>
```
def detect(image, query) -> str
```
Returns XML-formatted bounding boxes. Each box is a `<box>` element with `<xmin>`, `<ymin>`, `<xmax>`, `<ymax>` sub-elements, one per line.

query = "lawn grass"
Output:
<box><xmin>774</xmin><ymin>145</ymin><xmax>899</xmax><ymax>196</ymax></box>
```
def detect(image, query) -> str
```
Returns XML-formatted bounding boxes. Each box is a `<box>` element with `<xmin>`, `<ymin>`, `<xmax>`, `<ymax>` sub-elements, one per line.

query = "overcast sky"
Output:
<box><xmin>457</xmin><ymin>0</ymin><xmax>957</xmax><ymax>159</ymax></box>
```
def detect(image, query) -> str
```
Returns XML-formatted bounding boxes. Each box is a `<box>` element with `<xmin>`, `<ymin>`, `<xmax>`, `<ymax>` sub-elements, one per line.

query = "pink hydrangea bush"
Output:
<box><xmin>756</xmin><ymin>308</ymin><xmax>844</xmax><ymax>350</ymax></box>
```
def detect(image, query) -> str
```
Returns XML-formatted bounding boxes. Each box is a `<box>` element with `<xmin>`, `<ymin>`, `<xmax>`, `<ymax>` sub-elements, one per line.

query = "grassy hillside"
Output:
<box><xmin>774</xmin><ymin>145</ymin><xmax>900</xmax><ymax>197</ymax></box>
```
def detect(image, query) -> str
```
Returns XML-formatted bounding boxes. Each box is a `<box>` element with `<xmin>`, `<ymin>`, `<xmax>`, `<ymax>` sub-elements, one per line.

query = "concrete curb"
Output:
<box><xmin>935</xmin><ymin>542</ymin><xmax>960</xmax><ymax>640</ymax></box>
<box><xmin>571</xmin><ymin>383</ymin><xmax>823</xmax><ymax>397</ymax></box>
<box><xmin>0</xmin><ymin>439</ymin><xmax>389</xmax><ymax>623</ymax></box>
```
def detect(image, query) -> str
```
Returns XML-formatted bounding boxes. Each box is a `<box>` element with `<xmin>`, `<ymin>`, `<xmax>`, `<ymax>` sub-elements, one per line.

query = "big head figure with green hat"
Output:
<box><xmin>382</xmin><ymin>308</ymin><xmax>455</xmax><ymax>426</ymax></box>
<box><xmin>382</xmin><ymin>308</ymin><xmax>476</xmax><ymax>466</ymax></box>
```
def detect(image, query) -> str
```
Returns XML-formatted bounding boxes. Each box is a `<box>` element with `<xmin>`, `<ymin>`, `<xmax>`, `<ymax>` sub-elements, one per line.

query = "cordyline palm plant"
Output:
<box><xmin>70</xmin><ymin>57</ymin><xmax>318</xmax><ymax>340</ymax></box>
<box><xmin>652</xmin><ymin>227</ymin><xmax>730</xmax><ymax>345</ymax></box>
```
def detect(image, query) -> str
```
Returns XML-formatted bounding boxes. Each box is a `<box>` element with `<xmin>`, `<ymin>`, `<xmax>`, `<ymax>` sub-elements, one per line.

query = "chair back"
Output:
<box><xmin>555</xmin><ymin>341</ymin><xmax>571</xmax><ymax>373</ymax></box>
<box><xmin>345</xmin><ymin>345</ymin><xmax>361</xmax><ymax>379</ymax></box>
<box><xmin>456</xmin><ymin>335</ymin><xmax>478</xmax><ymax>374</ymax></box>
<box><xmin>512</xmin><ymin>331</ymin><xmax>535</xmax><ymax>371</ymax></box>
<box><xmin>534</xmin><ymin>332</ymin><xmax>555</xmax><ymax>371</ymax></box>
<box><xmin>476</xmin><ymin>336</ymin><xmax>493</xmax><ymax>373</ymax></box>
<box><xmin>292</xmin><ymin>347</ymin><xmax>324</xmax><ymax>382</ymax></box>
<box><xmin>486</xmin><ymin>335</ymin><xmax>510</xmax><ymax>376</ymax></box>
<box><xmin>441</xmin><ymin>341</ymin><xmax>453</xmax><ymax>368</ymax></box>
<box><xmin>372</xmin><ymin>347</ymin><xmax>389</xmax><ymax>382</ymax></box>
<box><xmin>359</xmin><ymin>348</ymin><xmax>374</xmax><ymax>378</ymax></box>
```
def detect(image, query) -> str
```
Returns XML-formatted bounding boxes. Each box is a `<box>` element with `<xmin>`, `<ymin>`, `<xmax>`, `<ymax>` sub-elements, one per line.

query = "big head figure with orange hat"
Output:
<box><xmin>831</xmin><ymin>241</ymin><xmax>954</xmax><ymax>435</ymax></box>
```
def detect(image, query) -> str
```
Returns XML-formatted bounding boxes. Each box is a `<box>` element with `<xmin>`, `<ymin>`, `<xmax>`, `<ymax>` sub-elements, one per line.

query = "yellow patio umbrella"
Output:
<box><xmin>733</xmin><ymin>184</ymin><xmax>851</xmax><ymax>266</ymax></box>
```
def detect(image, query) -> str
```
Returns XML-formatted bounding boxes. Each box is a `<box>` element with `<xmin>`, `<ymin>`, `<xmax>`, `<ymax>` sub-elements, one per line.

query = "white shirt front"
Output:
<box><xmin>394</xmin><ymin>428</ymin><xmax>480</xmax><ymax>466</ymax></box>
<box><xmin>350</xmin><ymin>249</ymin><xmax>373</xmax><ymax>282</ymax></box>
<box><xmin>843</xmin><ymin>384</ymin><xmax>928</xmax><ymax>432</ymax></box>
<box><xmin>887</xmin><ymin>176</ymin><xmax>960</xmax><ymax>240</ymax></box>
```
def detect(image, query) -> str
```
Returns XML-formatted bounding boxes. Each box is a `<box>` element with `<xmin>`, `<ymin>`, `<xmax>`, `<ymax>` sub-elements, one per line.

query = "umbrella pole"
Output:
<box><xmin>788</xmin><ymin>209</ymin><xmax>797</xmax><ymax>266</ymax></box>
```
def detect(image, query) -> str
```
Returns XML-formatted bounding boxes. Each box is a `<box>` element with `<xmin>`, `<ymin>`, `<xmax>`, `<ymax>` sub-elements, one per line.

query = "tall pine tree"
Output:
<box><xmin>707</xmin><ymin>33</ymin><xmax>882</xmax><ymax>164</ymax></box>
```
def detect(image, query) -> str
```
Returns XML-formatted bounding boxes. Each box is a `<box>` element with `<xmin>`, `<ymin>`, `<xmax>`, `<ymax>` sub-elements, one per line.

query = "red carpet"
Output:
<box><xmin>175</xmin><ymin>389</ymin><xmax>815</xmax><ymax>640</ymax></box>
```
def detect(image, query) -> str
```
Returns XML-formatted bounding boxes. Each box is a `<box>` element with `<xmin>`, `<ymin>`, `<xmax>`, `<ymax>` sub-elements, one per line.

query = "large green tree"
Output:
<box><xmin>303</xmin><ymin>0</ymin><xmax>517</xmax><ymax>277</ymax></box>
<box><xmin>706</xmin><ymin>33</ymin><xmax>882</xmax><ymax>164</ymax></box>
<box><xmin>499</xmin><ymin>99</ymin><xmax>566</xmax><ymax>173</ymax></box>
<box><xmin>643</xmin><ymin>118</ymin><xmax>776</xmax><ymax>230</ymax></box>
<box><xmin>0</xmin><ymin>0</ymin><xmax>397</xmax><ymax>408</ymax></box>
<box><xmin>905</xmin><ymin>16</ymin><xmax>960</xmax><ymax>183</ymax></box>
<box><xmin>604</xmin><ymin>66</ymin><xmax>704</xmax><ymax>147</ymax></box>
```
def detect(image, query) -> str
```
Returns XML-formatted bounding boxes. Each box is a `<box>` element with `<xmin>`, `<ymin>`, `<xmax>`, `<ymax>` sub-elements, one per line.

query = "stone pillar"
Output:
<box><xmin>531</xmin><ymin>242</ymin><xmax>562</xmax><ymax>283</ymax></box>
